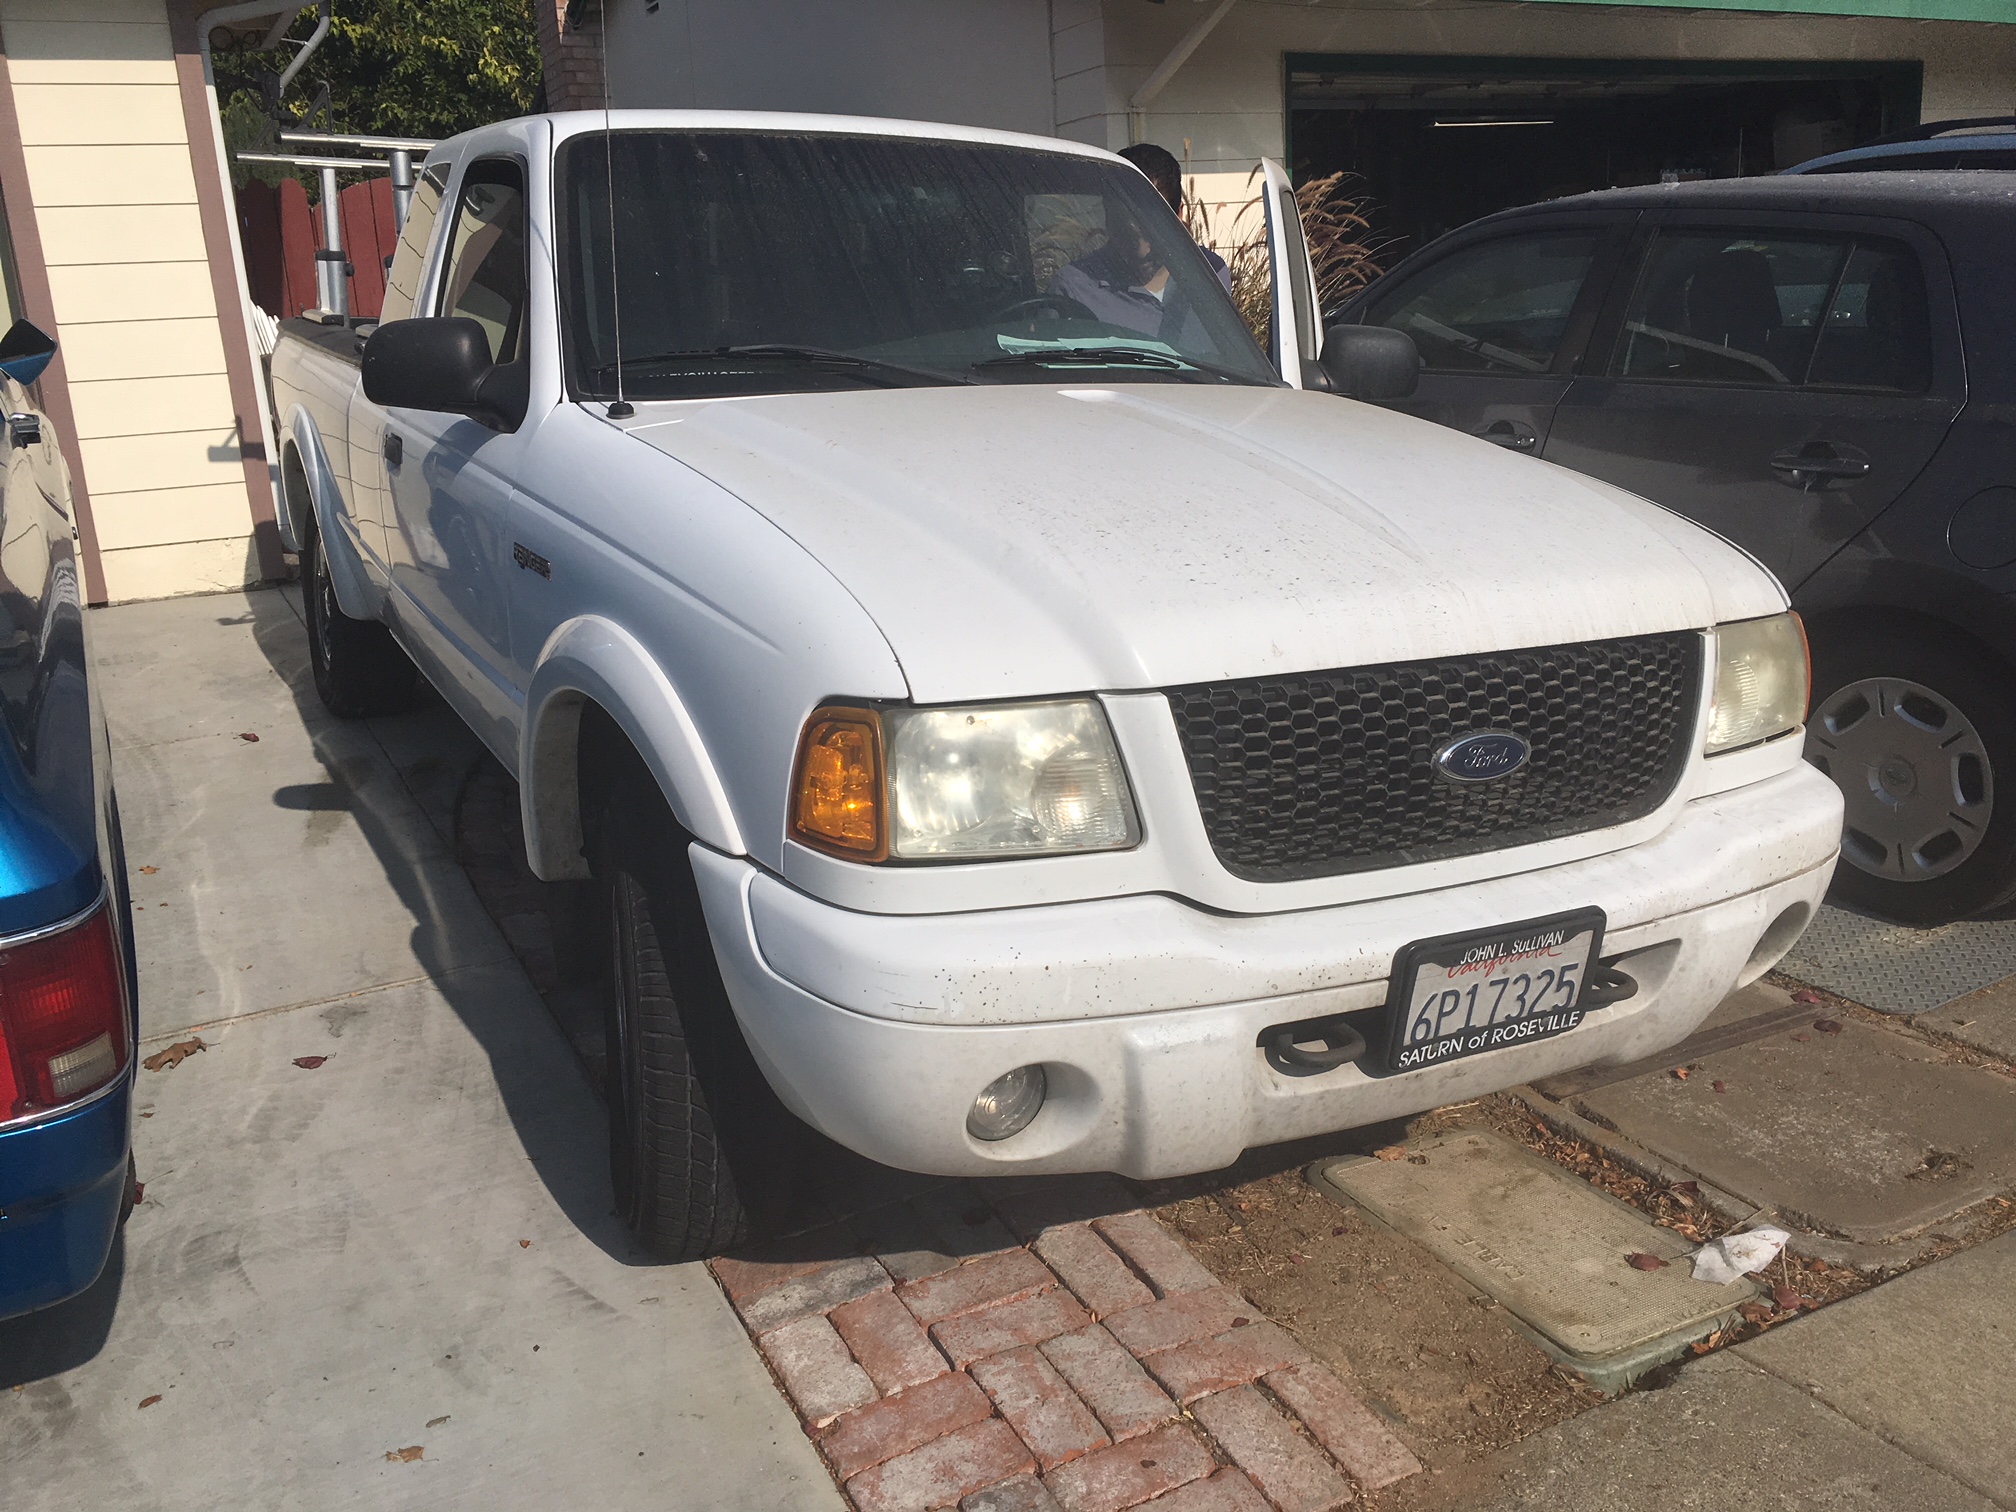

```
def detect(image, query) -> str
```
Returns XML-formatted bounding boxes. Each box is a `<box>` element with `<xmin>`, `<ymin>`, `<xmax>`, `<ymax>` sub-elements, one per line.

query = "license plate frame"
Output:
<box><xmin>1382</xmin><ymin>907</ymin><xmax>1607</xmax><ymax>1075</ymax></box>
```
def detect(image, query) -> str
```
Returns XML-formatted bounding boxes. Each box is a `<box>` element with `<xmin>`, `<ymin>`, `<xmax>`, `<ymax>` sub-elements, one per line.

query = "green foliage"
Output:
<box><xmin>213</xmin><ymin>0</ymin><xmax>542</xmax><ymax>143</ymax></box>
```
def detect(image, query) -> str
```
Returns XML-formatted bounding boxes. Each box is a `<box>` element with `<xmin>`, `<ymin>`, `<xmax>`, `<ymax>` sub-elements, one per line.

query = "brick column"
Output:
<box><xmin>534</xmin><ymin>0</ymin><xmax>608</xmax><ymax>114</ymax></box>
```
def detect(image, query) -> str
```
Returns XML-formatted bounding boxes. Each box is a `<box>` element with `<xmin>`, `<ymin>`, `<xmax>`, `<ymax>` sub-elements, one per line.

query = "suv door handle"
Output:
<box><xmin>382</xmin><ymin>430</ymin><xmax>402</xmax><ymax>467</ymax></box>
<box><xmin>1474</xmin><ymin>418</ymin><xmax>1537</xmax><ymax>452</ymax></box>
<box><xmin>1770</xmin><ymin>441</ymin><xmax>1870</xmax><ymax>491</ymax></box>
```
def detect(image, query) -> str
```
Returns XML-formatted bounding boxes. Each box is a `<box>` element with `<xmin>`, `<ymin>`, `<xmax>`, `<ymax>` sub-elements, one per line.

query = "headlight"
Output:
<box><xmin>790</xmin><ymin>698</ymin><xmax>1140</xmax><ymax>861</ymax></box>
<box><xmin>1706</xmin><ymin>612</ymin><xmax>1809</xmax><ymax>755</ymax></box>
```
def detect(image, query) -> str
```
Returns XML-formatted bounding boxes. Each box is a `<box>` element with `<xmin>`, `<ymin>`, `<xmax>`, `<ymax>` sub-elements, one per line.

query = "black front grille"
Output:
<box><xmin>1168</xmin><ymin>632</ymin><xmax>1702</xmax><ymax>882</ymax></box>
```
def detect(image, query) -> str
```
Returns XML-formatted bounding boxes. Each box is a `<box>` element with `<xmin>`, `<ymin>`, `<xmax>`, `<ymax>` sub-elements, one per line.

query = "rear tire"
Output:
<box><xmin>1806</xmin><ymin>621</ymin><xmax>2016</xmax><ymax>925</ymax></box>
<box><xmin>301</xmin><ymin>512</ymin><xmax>418</xmax><ymax>719</ymax></box>
<box><xmin>589</xmin><ymin>753</ymin><xmax>800</xmax><ymax>1260</ymax></box>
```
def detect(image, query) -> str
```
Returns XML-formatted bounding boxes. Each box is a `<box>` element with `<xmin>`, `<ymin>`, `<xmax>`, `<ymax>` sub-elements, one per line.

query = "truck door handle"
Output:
<box><xmin>1770</xmin><ymin>441</ymin><xmax>1869</xmax><ymax>491</ymax></box>
<box><xmin>1474</xmin><ymin>419</ymin><xmax>1537</xmax><ymax>452</ymax></box>
<box><xmin>7</xmin><ymin>413</ymin><xmax>41</xmax><ymax>448</ymax></box>
<box><xmin>382</xmin><ymin>431</ymin><xmax>402</xmax><ymax>467</ymax></box>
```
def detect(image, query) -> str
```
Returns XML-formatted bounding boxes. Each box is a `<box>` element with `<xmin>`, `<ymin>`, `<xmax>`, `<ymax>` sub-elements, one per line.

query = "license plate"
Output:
<box><xmin>1384</xmin><ymin>908</ymin><xmax>1605</xmax><ymax>1074</ymax></box>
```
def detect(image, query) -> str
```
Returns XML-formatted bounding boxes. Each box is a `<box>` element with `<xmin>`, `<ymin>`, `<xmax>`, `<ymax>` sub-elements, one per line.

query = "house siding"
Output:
<box><xmin>0</xmin><ymin>0</ymin><xmax>263</xmax><ymax>603</ymax></box>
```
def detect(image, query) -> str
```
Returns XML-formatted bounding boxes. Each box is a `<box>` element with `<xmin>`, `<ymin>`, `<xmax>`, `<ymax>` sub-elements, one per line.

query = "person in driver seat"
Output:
<box><xmin>1051</xmin><ymin>205</ymin><xmax>1208</xmax><ymax>347</ymax></box>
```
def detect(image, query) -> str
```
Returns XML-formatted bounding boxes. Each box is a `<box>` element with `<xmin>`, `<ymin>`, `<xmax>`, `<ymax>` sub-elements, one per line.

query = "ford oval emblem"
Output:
<box><xmin>1434</xmin><ymin>731</ymin><xmax>1531</xmax><ymax>784</ymax></box>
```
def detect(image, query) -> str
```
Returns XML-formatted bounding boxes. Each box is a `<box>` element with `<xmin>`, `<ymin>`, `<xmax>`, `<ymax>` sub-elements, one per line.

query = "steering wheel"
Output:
<box><xmin>991</xmin><ymin>293</ymin><xmax>1095</xmax><ymax>325</ymax></box>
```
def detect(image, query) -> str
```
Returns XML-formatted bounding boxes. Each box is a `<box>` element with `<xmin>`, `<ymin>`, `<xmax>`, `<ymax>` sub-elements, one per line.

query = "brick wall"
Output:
<box><xmin>533</xmin><ymin>0</ymin><xmax>608</xmax><ymax>114</ymax></box>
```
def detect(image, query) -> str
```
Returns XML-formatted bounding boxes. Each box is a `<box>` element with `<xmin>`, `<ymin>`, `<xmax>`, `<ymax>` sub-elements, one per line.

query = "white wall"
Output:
<box><xmin>1</xmin><ymin>0</ymin><xmax>259</xmax><ymax>603</ymax></box>
<box><xmin>605</xmin><ymin>0</ymin><xmax>1057</xmax><ymax>136</ymax></box>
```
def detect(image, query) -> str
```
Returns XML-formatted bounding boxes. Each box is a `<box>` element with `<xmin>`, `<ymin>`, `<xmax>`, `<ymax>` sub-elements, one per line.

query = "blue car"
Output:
<box><xmin>1787</xmin><ymin>115</ymin><xmax>2016</xmax><ymax>174</ymax></box>
<box><xmin>0</xmin><ymin>318</ymin><xmax>139</xmax><ymax>1322</ymax></box>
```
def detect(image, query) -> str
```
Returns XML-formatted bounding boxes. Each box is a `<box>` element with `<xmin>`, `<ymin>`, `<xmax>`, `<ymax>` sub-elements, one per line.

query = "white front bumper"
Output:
<box><xmin>692</xmin><ymin>766</ymin><xmax>1841</xmax><ymax>1179</ymax></box>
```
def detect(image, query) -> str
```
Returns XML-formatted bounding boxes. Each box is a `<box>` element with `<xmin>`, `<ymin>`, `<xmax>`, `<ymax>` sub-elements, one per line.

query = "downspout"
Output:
<box><xmin>1128</xmin><ymin>0</ymin><xmax>1238</xmax><ymax>143</ymax></box>
<box><xmin>191</xmin><ymin>1</ymin><xmax>331</xmax><ymax>545</ymax></box>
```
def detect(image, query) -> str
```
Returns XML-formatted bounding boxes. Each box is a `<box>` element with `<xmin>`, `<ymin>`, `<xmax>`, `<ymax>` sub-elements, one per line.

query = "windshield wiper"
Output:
<box><xmin>595</xmin><ymin>344</ymin><xmax>969</xmax><ymax>386</ymax></box>
<box><xmin>973</xmin><ymin>347</ymin><xmax>1259</xmax><ymax>384</ymax></box>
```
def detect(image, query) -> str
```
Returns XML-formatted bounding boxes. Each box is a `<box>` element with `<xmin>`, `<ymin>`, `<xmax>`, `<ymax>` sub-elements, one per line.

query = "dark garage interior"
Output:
<box><xmin>1289</xmin><ymin>55</ymin><xmax>1924</xmax><ymax>259</ymax></box>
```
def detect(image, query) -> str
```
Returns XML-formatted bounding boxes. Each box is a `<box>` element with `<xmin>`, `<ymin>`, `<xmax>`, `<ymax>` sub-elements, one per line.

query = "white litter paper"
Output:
<box><xmin>1692</xmin><ymin>1225</ymin><xmax>1790</xmax><ymax>1284</ymax></box>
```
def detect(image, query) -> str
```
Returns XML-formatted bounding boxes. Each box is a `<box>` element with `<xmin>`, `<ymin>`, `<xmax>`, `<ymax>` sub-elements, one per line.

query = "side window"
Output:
<box><xmin>1806</xmin><ymin>241</ymin><xmax>1931</xmax><ymax>392</ymax></box>
<box><xmin>438</xmin><ymin>159</ymin><xmax>529</xmax><ymax>365</ymax></box>
<box><xmin>1612</xmin><ymin>231</ymin><xmax>1928</xmax><ymax>391</ymax></box>
<box><xmin>377</xmin><ymin>164</ymin><xmax>448</xmax><ymax>325</ymax></box>
<box><xmin>1364</xmin><ymin>233</ymin><xmax>1599</xmax><ymax>374</ymax></box>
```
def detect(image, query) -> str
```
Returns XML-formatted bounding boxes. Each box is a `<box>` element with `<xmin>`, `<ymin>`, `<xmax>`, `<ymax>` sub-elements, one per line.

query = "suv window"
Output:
<box><xmin>438</xmin><ymin>158</ymin><xmax>528</xmax><ymax>365</ymax></box>
<box><xmin>1613</xmin><ymin>231</ymin><xmax>1929</xmax><ymax>391</ymax></box>
<box><xmin>1364</xmin><ymin>233</ymin><xmax>1599</xmax><ymax>374</ymax></box>
<box><xmin>378</xmin><ymin>164</ymin><xmax>448</xmax><ymax>325</ymax></box>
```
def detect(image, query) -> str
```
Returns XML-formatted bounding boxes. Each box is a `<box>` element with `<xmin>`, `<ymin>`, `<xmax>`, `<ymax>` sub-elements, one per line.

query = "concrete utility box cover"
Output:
<box><xmin>1312</xmin><ymin>1131</ymin><xmax>1755</xmax><ymax>1390</ymax></box>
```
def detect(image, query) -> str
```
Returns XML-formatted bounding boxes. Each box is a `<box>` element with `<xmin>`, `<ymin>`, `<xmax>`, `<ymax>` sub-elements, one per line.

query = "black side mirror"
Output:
<box><xmin>0</xmin><ymin>319</ymin><xmax>57</xmax><ymax>387</ymax></box>
<box><xmin>362</xmin><ymin>317</ymin><xmax>524</xmax><ymax>430</ymax></box>
<box><xmin>1318</xmin><ymin>325</ymin><xmax>1421</xmax><ymax>401</ymax></box>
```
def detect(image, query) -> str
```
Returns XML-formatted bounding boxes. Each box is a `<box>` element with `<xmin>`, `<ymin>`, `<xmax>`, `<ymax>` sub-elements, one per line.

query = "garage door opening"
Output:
<box><xmin>1289</xmin><ymin>55</ymin><xmax>1923</xmax><ymax>261</ymax></box>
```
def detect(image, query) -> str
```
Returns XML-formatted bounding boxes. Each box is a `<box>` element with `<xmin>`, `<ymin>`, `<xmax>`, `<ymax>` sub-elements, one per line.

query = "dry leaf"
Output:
<box><xmin>1739</xmin><ymin>1302</ymin><xmax>1773</xmax><ymax>1323</ymax></box>
<box><xmin>1671</xmin><ymin>1180</ymin><xmax>1700</xmax><ymax>1198</ymax></box>
<box><xmin>1792</xmin><ymin>1033</ymin><xmax>1812</xmax><ymax>1042</ymax></box>
<box><xmin>518</xmin><ymin>1239</ymin><xmax>531</xmax><ymax>1249</ymax></box>
<box><xmin>138</xmin><ymin>865</ymin><xmax>158</xmax><ymax>875</ymax></box>
<box><xmin>1672</xmin><ymin>1066</ymin><xmax>1691</xmax><ymax>1081</ymax></box>
<box><xmin>1626</xmin><ymin>1252</ymin><xmax>1667</xmax><ymax>1271</ymax></box>
<box><xmin>1814</xmin><ymin>1019</ymin><xmax>1844</xmax><ymax>1035</ymax></box>
<box><xmin>138</xmin><ymin>1395</ymin><xmax>162</xmax><ymax>1409</ymax></box>
<box><xmin>143</xmin><ymin>1038</ymin><xmax>207</xmax><ymax>1072</ymax></box>
<box><xmin>1771</xmin><ymin>1284</ymin><xmax>1806</xmax><ymax>1311</ymax></box>
<box><xmin>1792</xmin><ymin>988</ymin><xmax>1824</xmax><ymax>1004</ymax></box>
<box><xmin>133</xmin><ymin>1182</ymin><xmax>145</xmax><ymax>1204</ymax></box>
<box><xmin>385</xmin><ymin>1446</ymin><xmax>424</xmax><ymax>1464</ymax></box>
<box><xmin>1713</xmin><ymin>1080</ymin><xmax>1728</xmax><ymax>1094</ymax></box>
<box><xmin>1230</xmin><ymin>1315</ymin><xmax>1251</xmax><ymax>1328</ymax></box>
<box><xmin>292</xmin><ymin>1055</ymin><xmax>328</xmax><ymax>1070</ymax></box>
<box><xmin>1373</xmin><ymin>1146</ymin><xmax>1407</xmax><ymax>1161</ymax></box>
<box><xmin>237</xmin><ymin>732</ymin><xmax>260</xmax><ymax>743</ymax></box>
<box><xmin>426</xmin><ymin>1415</ymin><xmax>449</xmax><ymax>1429</ymax></box>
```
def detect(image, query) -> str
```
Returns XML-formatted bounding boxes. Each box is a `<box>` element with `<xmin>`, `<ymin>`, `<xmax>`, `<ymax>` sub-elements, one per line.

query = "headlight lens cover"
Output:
<box><xmin>1706</xmin><ymin>612</ymin><xmax>1809</xmax><ymax>755</ymax></box>
<box><xmin>886</xmin><ymin>698</ymin><xmax>1139</xmax><ymax>859</ymax></box>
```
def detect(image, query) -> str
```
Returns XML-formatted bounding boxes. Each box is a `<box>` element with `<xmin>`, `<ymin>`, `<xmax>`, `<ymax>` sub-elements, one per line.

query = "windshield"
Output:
<box><xmin>556</xmin><ymin>130</ymin><xmax>1278</xmax><ymax>400</ymax></box>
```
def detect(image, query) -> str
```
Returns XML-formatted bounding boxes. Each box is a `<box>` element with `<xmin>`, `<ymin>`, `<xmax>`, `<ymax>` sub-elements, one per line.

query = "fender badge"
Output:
<box><xmin>512</xmin><ymin>543</ymin><xmax>552</xmax><ymax>579</ymax></box>
<box><xmin>1434</xmin><ymin>731</ymin><xmax>1530</xmax><ymax>783</ymax></box>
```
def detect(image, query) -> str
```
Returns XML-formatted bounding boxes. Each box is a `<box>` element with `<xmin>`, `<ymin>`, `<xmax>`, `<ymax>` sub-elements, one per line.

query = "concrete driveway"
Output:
<box><xmin>0</xmin><ymin>587</ymin><xmax>839</xmax><ymax>1511</ymax></box>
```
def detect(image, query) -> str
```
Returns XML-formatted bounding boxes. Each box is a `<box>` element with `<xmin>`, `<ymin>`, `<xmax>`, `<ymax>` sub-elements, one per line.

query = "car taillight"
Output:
<box><xmin>0</xmin><ymin>905</ymin><xmax>129</xmax><ymax>1123</ymax></box>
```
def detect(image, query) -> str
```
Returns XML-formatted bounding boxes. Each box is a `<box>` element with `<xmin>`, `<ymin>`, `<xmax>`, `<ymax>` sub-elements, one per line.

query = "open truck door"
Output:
<box><xmin>1260</xmin><ymin>157</ymin><xmax>1323</xmax><ymax>388</ymax></box>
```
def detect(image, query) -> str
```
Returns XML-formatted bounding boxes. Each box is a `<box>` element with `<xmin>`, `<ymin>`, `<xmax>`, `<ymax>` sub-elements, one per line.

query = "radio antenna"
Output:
<box><xmin>599</xmin><ymin>0</ymin><xmax>633</xmax><ymax>419</ymax></box>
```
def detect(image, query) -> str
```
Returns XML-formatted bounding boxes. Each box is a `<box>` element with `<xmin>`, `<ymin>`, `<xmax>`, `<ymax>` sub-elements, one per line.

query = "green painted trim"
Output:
<box><xmin>1500</xmin><ymin>0</ymin><xmax>2009</xmax><ymax>19</ymax></box>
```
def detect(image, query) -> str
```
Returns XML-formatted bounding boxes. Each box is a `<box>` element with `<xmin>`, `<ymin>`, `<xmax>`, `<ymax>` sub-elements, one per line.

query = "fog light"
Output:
<box><xmin>966</xmin><ymin>1064</ymin><xmax>1046</xmax><ymax>1142</ymax></box>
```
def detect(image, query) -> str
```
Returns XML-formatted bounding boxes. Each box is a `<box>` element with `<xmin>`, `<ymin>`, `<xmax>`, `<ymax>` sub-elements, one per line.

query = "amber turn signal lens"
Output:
<box><xmin>791</xmin><ymin>707</ymin><xmax>885</xmax><ymax>859</ymax></box>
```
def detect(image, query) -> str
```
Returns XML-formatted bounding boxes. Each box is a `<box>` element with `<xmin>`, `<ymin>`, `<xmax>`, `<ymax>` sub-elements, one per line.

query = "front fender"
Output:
<box><xmin>520</xmin><ymin>615</ymin><xmax>744</xmax><ymax>880</ymax></box>
<box><xmin>281</xmin><ymin>405</ymin><xmax>378</xmax><ymax>621</ymax></box>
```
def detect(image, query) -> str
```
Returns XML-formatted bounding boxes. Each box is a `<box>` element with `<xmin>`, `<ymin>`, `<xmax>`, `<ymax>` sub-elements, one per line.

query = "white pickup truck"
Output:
<box><xmin>269</xmin><ymin>110</ymin><xmax>1842</xmax><ymax>1260</ymax></box>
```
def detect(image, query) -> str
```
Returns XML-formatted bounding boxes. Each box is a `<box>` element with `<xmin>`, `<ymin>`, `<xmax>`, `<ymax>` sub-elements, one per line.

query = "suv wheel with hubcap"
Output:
<box><xmin>1806</xmin><ymin>623</ymin><xmax>2016</xmax><ymax>924</ymax></box>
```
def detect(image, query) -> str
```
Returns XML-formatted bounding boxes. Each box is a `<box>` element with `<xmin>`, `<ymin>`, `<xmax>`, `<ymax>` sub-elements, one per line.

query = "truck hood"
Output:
<box><xmin>619</xmin><ymin>384</ymin><xmax>1783</xmax><ymax>702</ymax></box>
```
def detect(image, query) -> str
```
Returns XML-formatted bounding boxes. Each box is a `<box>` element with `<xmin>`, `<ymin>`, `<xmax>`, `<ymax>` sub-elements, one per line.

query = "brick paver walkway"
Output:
<box><xmin>713</xmin><ymin>1187</ymin><xmax>1421</xmax><ymax>1512</ymax></box>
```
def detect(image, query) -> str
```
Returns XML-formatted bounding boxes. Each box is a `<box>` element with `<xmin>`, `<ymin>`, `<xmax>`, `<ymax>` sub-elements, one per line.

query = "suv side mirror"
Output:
<box><xmin>1318</xmin><ymin>325</ymin><xmax>1421</xmax><ymax>401</ymax></box>
<box><xmin>362</xmin><ymin>317</ymin><xmax>524</xmax><ymax>430</ymax></box>
<box><xmin>0</xmin><ymin>319</ymin><xmax>57</xmax><ymax>387</ymax></box>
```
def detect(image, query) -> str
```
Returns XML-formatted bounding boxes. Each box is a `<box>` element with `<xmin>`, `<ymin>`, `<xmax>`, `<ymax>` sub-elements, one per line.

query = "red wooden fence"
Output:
<box><xmin>237</xmin><ymin>174</ymin><xmax>398</xmax><ymax>320</ymax></box>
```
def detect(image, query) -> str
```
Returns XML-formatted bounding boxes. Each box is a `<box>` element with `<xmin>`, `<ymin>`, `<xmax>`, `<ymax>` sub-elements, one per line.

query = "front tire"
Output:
<box><xmin>590</xmin><ymin>757</ymin><xmax>800</xmax><ymax>1259</ymax></box>
<box><xmin>301</xmin><ymin>514</ymin><xmax>418</xmax><ymax>719</ymax></box>
<box><xmin>1806</xmin><ymin>622</ymin><xmax>2016</xmax><ymax>925</ymax></box>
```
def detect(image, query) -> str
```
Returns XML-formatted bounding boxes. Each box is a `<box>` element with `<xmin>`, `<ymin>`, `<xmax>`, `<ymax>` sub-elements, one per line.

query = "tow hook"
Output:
<box><xmin>1263</xmin><ymin>1016</ymin><xmax>1369</xmax><ymax>1076</ymax></box>
<box><xmin>1579</xmin><ymin>961</ymin><xmax>1640</xmax><ymax>1010</ymax></box>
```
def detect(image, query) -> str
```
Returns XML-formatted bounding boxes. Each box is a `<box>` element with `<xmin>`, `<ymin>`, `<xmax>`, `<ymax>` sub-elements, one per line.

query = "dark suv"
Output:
<box><xmin>1337</xmin><ymin>172</ymin><xmax>2016</xmax><ymax>925</ymax></box>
